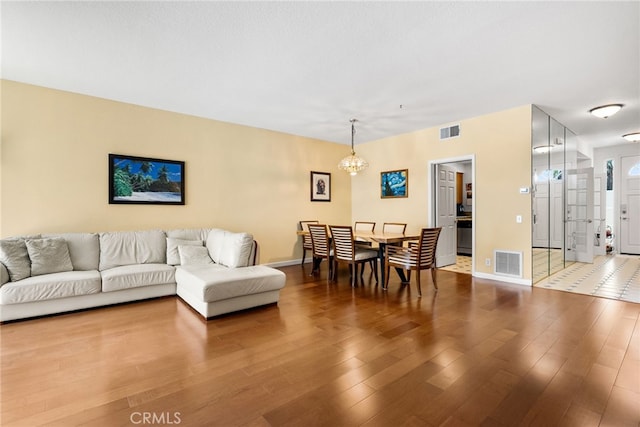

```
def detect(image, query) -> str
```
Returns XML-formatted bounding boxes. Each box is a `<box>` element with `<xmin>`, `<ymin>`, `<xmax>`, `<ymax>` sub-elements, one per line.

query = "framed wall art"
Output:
<box><xmin>109</xmin><ymin>154</ymin><xmax>185</xmax><ymax>205</ymax></box>
<box><xmin>310</xmin><ymin>171</ymin><xmax>331</xmax><ymax>202</ymax></box>
<box><xmin>381</xmin><ymin>169</ymin><xmax>408</xmax><ymax>199</ymax></box>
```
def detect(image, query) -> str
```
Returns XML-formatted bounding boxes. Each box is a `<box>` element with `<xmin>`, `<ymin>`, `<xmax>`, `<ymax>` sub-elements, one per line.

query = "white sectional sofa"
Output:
<box><xmin>0</xmin><ymin>228</ymin><xmax>286</xmax><ymax>322</ymax></box>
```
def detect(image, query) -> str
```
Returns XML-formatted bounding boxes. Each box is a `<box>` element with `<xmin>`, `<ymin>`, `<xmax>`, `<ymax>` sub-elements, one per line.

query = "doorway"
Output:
<box><xmin>620</xmin><ymin>155</ymin><xmax>640</xmax><ymax>254</ymax></box>
<box><xmin>430</xmin><ymin>156</ymin><xmax>475</xmax><ymax>274</ymax></box>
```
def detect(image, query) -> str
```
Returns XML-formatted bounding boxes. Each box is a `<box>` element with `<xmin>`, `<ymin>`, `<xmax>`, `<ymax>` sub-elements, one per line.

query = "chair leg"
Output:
<box><xmin>373</xmin><ymin>260</ymin><xmax>378</xmax><ymax>284</ymax></box>
<box><xmin>351</xmin><ymin>264</ymin><xmax>357</xmax><ymax>287</ymax></box>
<box><xmin>415</xmin><ymin>269</ymin><xmax>422</xmax><ymax>297</ymax></box>
<box><xmin>310</xmin><ymin>257</ymin><xmax>319</xmax><ymax>276</ymax></box>
<box><xmin>384</xmin><ymin>262</ymin><xmax>390</xmax><ymax>290</ymax></box>
<box><xmin>302</xmin><ymin>249</ymin><xmax>306</xmax><ymax>265</ymax></box>
<box><xmin>431</xmin><ymin>267</ymin><xmax>438</xmax><ymax>290</ymax></box>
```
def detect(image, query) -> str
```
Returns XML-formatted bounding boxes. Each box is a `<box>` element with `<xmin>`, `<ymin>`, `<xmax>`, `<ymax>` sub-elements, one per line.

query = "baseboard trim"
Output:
<box><xmin>264</xmin><ymin>258</ymin><xmax>312</xmax><ymax>268</ymax></box>
<box><xmin>473</xmin><ymin>271</ymin><xmax>532</xmax><ymax>287</ymax></box>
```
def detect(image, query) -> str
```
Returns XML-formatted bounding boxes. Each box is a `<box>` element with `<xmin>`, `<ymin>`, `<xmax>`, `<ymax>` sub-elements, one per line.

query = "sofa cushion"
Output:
<box><xmin>166</xmin><ymin>238</ymin><xmax>203</xmax><ymax>265</ymax></box>
<box><xmin>178</xmin><ymin>245</ymin><xmax>213</xmax><ymax>266</ymax></box>
<box><xmin>25</xmin><ymin>238</ymin><xmax>73</xmax><ymax>276</ymax></box>
<box><xmin>44</xmin><ymin>233</ymin><xmax>100</xmax><ymax>271</ymax></box>
<box><xmin>101</xmin><ymin>264</ymin><xmax>175</xmax><ymax>292</ymax></box>
<box><xmin>0</xmin><ymin>239</ymin><xmax>31</xmax><ymax>282</ymax></box>
<box><xmin>205</xmin><ymin>229</ymin><xmax>225</xmax><ymax>264</ymax></box>
<box><xmin>166</xmin><ymin>228</ymin><xmax>211</xmax><ymax>242</ymax></box>
<box><xmin>0</xmin><ymin>270</ymin><xmax>101</xmax><ymax>304</ymax></box>
<box><xmin>0</xmin><ymin>263</ymin><xmax>9</xmax><ymax>286</ymax></box>
<box><xmin>99</xmin><ymin>230</ymin><xmax>166</xmax><ymax>271</ymax></box>
<box><xmin>205</xmin><ymin>230</ymin><xmax>254</xmax><ymax>268</ymax></box>
<box><xmin>176</xmin><ymin>265</ymin><xmax>285</xmax><ymax>303</ymax></box>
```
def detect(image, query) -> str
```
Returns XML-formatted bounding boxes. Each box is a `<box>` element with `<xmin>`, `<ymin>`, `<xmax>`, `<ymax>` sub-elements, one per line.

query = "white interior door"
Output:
<box><xmin>435</xmin><ymin>164</ymin><xmax>456</xmax><ymax>267</ymax></box>
<box><xmin>533</xmin><ymin>170</ymin><xmax>563</xmax><ymax>248</ymax></box>
<box><xmin>566</xmin><ymin>167</ymin><xmax>594</xmax><ymax>263</ymax></box>
<box><xmin>550</xmin><ymin>180</ymin><xmax>564</xmax><ymax>248</ymax></box>
<box><xmin>620</xmin><ymin>155</ymin><xmax>640</xmax><ymax>254</ymax></box>
<box><xmin>532</xmin><ymin>181</ymin><xmax>549</xmax><ymax>247</ymax></box>
<box><xmin>594</xmin><ymin>174</ymin><xmax>607</xmax><ymax>256</ymax></box>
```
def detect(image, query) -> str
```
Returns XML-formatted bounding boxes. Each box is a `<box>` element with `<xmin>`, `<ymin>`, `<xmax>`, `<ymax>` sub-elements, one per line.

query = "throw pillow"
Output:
<box><xmin>0</xmin><ymin>239</ymin><xmax>31</xmax><ymax>281</ymax></box>
<box><xmin>166</xmin><ymin>238</ymin><xmax>203</xmax><ymax>265</ymax></box>
<box><xmin>25</xmin><ymin>238</ymin><xmax>74</xmax><ymax>276</ymax></box>
<box><xmin>178</xmin><ymin>245</ymin><xmax>214</xmax><ymax>266</ymax></box>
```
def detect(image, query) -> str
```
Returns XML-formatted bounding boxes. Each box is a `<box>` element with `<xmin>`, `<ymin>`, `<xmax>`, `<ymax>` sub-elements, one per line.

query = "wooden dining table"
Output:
<box><xmin>297</xmin><ymin>229</ymin><xmax>419</xmax><ymax>287</ymax></box>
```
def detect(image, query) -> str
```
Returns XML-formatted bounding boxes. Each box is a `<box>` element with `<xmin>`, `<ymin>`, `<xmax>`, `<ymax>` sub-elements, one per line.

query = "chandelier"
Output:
<box><xmin>338</xmin><ymin>119</ymin><xmax>369</xmax><ymax>176</ymax></box>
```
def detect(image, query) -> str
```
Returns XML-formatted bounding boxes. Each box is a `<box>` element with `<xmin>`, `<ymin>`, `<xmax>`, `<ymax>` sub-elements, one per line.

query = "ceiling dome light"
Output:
<box><xmin>622</xmin><ymin>132</ymin><xmax>640</xmax><ymax>142</ymax></box>
<box><xmin>533</xmin><ymin>145</ymin><xmax>553</xmax><ymax>153</ymax></box>
<box><xmin>589</xmin><ymin>104</ymin><xmax>623</xmax><ymax>118</ymax></box>
<box><xmin>338</xmin><ymin>119</ymin><xmax>369</xmax><ymax>176</ymax></box>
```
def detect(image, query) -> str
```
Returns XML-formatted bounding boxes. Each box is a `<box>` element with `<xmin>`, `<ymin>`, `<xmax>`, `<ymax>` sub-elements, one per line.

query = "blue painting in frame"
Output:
<box><xmin>109</xmin><ymin>154</ymin><xmax>185</xmax><ymax>205</ymax></box>
<box><xmin>381</xmin><ymin>169</ymin><xmax>408</xmax><ymax>198</ymax></box>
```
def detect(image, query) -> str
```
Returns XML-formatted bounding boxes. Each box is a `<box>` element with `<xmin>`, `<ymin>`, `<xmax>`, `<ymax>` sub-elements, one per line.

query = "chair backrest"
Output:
<box><xmin>329</xmin><ymin>225</ymin><xmax>355</xmax><ymax>261</ymax></box>
<box><xmin>383</xmin><ymin>222</ymin><xmax>407</xmax><ymax>234</ymax></box>
<box><xmin>300</xmin><ymin>220</ymin><xmax>319</xmax><ymax>249</ymax></box>
<box><xmin>418</xmin><ymin>228</ymin><xmax>441</xmax><ymax>267</ymax></box>
<box><xmin>354</xmin><ymin>221</ymin><xmax>376</xmax><ymax>233</ymax></box>
<box><xmin>308</xmin><ymin>224</ymin><xmax>330</xmax><ymax>258</ymax></box>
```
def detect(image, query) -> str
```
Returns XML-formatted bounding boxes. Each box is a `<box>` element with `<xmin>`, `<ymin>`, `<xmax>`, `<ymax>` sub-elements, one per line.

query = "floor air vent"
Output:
<box><xmin>440</xmin><ymin>124</ymin><xmax>460</xmax><ymax>140</ymax></box>
<box><xmin>494</xmin><ymin>250</ymin><xmax>522</xmax><ymax>278</ymax></box>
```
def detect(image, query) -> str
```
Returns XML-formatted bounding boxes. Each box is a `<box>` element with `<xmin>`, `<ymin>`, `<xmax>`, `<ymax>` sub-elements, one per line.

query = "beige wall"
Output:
<box><xmin>1</xmin><ymin>81</ymin><xmax>534</xmax><ymax>278</ymax></box>
<box><xmin>0</xmin><ymin>81</ymin><xmax>352</xmax><ymax>264</ymax></box>
<box><xmin>352</xmin><ymin>105</ymin><xmax>533</xmax><ymax>280</ymax></box>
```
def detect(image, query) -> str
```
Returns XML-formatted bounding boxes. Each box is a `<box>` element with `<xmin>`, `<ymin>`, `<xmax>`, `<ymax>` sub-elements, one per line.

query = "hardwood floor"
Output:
<box><xmin>1</xmin><ymin>264</ymin><xmax>639</xmax><ymax>426</ymax></box>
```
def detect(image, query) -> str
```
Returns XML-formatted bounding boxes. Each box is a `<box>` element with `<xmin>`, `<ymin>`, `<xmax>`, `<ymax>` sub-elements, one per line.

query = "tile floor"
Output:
<box><xmin>440</xmin><ymin>255</ymin><xmax>472</xmax><ymax>274</ymax></box>
<box><xmin>536</xmin><ymin>254</ymin><xmax>640</xmax><ymax>303</ymax></box>
<box><xmin>440</xmin><ymin>252</ymin><xmax>640</xmax><ymax>305</ymax></box>
<box><xmin>532</xmin><ymin>247</ymin><xmax>566</xmax><ymax>283</ymax></box>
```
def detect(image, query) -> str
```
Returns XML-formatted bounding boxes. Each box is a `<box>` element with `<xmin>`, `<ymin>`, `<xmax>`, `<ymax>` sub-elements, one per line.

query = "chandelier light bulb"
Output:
<box><xmin>338</xmin><ymin>119</ymin><xmax>369</xmax><ymax>176</ymax></box>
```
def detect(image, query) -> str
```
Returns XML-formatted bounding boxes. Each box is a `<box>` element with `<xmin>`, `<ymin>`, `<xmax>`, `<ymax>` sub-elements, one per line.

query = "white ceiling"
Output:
<box><xmin>2</xmin><ymin>1</ymin><xmax>639</xmax><ymax>149</ymax></box>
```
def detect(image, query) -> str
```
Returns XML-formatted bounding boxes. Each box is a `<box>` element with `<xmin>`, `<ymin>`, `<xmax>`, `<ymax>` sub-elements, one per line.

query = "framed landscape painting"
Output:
<box><xmin>310</xmin><ymin>171</ymin><xmax>331</xmax><ymax>202</ymax></box>
<box><xmin>381</xmin><ymin>169</ymin><xmax>408</xmax><ymax>198</ymax></box>
<box><xmin>109</xmin><ymin>154</ymin><xmax>185</xmax><ymax>205</ymax></box>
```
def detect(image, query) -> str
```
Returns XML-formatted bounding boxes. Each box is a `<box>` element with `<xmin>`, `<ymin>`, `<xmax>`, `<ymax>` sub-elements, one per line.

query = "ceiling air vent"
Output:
<box><xmin>494</xmin><ymin>250</ymin><xmax>522</xmax><ymax>278</ymax></box>
<box><xmin>440</xmin><ymin>124</ymin><xmax>460</xmax><ymax>140</ymax></box>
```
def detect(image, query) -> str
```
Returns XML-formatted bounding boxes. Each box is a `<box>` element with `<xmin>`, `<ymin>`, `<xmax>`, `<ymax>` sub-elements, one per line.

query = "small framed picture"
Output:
<box><xmin>381</xmin><ymin>169</ymin><xmax>408</xmax><ymax>198</ymax></box>
<box><xmin>310</xmin><ymin>171</ymin><xmax>331</xmax><ymax>202</ymax></box>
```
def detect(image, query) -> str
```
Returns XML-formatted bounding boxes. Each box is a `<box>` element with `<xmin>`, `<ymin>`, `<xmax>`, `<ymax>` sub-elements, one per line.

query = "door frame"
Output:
<box><xmin>429</xmin><ymin>155</ymin><xmax>476</xmax><ymax>274</ymax></box>
<box><xmin>620</xmin><ymin>155</ymin><xmax>640</xmax><ymax>254</ymax></box>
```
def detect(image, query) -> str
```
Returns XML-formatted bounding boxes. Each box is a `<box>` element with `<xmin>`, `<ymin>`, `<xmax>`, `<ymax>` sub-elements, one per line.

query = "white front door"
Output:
<box><xmin>435</xmin><ymin>164</ymin><xmax>456</xmax><ymax>267</ymax></box>
<box><xmin>620</xmin><ymin>155</ymin><xmax>640</xmax><ymax>254</ymax></box>
<box><xmin>566</xmin><ymin>167</ymin><xmax>594</xmax><ymax>263</ymax></box>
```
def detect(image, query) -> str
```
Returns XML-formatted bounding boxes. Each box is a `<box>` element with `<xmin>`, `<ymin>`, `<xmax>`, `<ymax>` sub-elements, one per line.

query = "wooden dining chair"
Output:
<box><xmin>307</xmin><ymin>224</ymin><xmax>333</xmax><ymax>283</ymax></box>
<box><xmin>329</xmin><ymin>225</ymin><xmax>379</xmax><ymax>287</ymax></box>
<box><xmin>354</xmin><ymin>221</ymin><xmax>376</xmax><ymax>233</ymax></box>
<box><xmin>299</xmin><ymin>220</ymin><xmax>319</xmax><ymax>265</ymax></box>
<box><xmin>382</xmin><ymin>222</ymin><xmax>407</xmax><ymax>234</ymax></box>
<box><xmin>384</xmin><ymin>227</ymin><xmax>441</xmax><ymax>296</ymax></box>
<box><xmin>354</xmin><ymin>221</ymin><xmax>377</xmax><ymax>272</ymax></box>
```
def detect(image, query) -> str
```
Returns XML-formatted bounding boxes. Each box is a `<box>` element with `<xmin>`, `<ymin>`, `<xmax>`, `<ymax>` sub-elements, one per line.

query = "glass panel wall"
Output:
<box><xmin>532</xmin><ymin>106</ymin><xmax>576</xmax><ymax>283</ymax></box>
